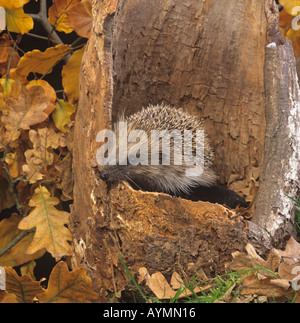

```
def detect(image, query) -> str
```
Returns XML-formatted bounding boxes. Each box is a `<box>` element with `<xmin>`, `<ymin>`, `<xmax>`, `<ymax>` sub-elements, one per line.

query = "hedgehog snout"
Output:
<box><xmin>100</xmin><ymin>170</ymin><xmax>109</xmax><ymax>182</ymax></box>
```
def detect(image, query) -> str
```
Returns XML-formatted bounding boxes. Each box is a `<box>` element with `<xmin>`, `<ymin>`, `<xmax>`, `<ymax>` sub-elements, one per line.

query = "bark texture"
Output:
<box><xmin>252</xmin><ymin>40</ymin><xmax>300</xmax><ymax>239</ymax></box>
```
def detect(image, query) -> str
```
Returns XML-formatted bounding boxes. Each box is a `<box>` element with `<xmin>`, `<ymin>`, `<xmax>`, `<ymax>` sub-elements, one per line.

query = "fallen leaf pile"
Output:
<box><xmin>137</xmin><ymin>237</ymin><xmax>300</xmax><ymax>303</ymax></box>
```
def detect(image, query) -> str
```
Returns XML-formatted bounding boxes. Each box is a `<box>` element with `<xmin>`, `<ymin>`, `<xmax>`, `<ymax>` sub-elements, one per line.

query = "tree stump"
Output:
<box><xmin>70</xmin><ymin>0</ymin><xmax>300</xmax><ymax>301</ymax></box>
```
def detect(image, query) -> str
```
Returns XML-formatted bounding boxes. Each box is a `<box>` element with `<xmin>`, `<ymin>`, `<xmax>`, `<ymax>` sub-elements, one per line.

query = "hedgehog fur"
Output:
<box><xmin>99</xmin><ymin>104</ymin><xmax>219</xmax><ymax>195</ymax></box>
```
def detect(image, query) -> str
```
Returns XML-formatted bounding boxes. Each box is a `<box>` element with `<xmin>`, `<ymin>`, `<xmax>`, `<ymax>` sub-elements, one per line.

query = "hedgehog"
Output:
<box><xmin>97</xmin><ymin>104</ymin><xmax>248</xmax><ymax>208</ymax></box>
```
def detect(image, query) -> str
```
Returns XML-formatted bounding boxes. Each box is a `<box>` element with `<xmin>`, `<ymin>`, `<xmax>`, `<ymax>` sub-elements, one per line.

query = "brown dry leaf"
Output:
<box><xmin>48</xmin><ymin>0</ymin><xmax>80</xmax><ymax>33</ymax></box>
<box><xmin>55</xmin><ymin>153</ymin><xmax>73</xmax><ymax>200</ymax></box>
<box><xmin>0</xmin><ymin>33</ymin><xmax>13</xmax><ymax>63</ymax></box>
<box><xmin>38</xmin><ymin>261</ymin><xmax>98</xmax><ymax>303</ymax></box>
<box><xmin>4</xmin><ymin>267</ymin><xmax>44</xmax><ymax>303</ymax></box>
<box><xmin>227</xmin><ymin>243</ymin><xmax>281</xmax><ymax>276</ymax></box>
<box><xmin>2</xmin><ymin>85</ymin><xmax>55</xmax><ymax>142</ymax></box>
<box><xmin>277</xmin><ymin>236</ymin><xmax>300</xmax><ymax>265</ymax></box>
<box><xmin>18</xmin><ymin>186</ymin><xmax>72</xmax><ymax>259</ymax></box>
<box><xmin>240</xmin><ymin>272</ymin><xmax>291</xmax><ymax>299</ymax></box>
<box><xmin>12</xmin><ymin>44</ymin><xmax>70</xmax><ymax>81</ymax></box>
<box><xmin>138</xmin><ymin>267</ymin><xmax>210</xmax><ymax>300</ymax></box>
<box><xmin>66</xmin><ymin>0</ymin><xmax>92</xmax><ymax>38</ymax></box>
<box><xmin>276</xmin><ymin>237</ymin><xmax>300</xmax><ymax>290</ymax></box>
<box><xmin>0</xmin><ymin>213</ymin><xmax>46</xmax><ymax>267</ymax></box>
<box><xmin>22</xmin><ymin>127</ymin><xmax>63</xmax><ymax>183</ymax></box>
<box><xmin>62</xmin><ymin>46</ymin><xmax>85</xmax><ymax>103</ymax></box>
<box><xmin>147</xmin><ymin>272</ymin><xmax>177</xmax><ymax>300</ymax></box>
<box><xmin>26</xmin><ymin>80</ymin><xmax>57</xmax><ymax>108</ymax></box>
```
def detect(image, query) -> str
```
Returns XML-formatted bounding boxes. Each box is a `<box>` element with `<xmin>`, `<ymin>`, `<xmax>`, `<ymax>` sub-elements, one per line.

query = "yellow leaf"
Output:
<box><xmin>0</xmin><ymin>0</ymin><xmax>30</xmax><ymax>9</ymax></box>
<box><xmin>14</xmin><ymin>44</ymin><xmax>70</xmax><ymax>80</ymax></box>
<box><xmin>48</xmin><ymin>0</ymin><xmax>80</xmax><ymax>33</ymax></box>
<box><xmin>62</xmin><ymin>45</ymin><xmax>85</xmax><ymax>103</ymax></box>
<box><xmin>279</xmin><ymin>0</ymin><xmax>300</xmax><ymax>16</ymax></box>
<box><xmin>4</xmin><ymin>267</ymin><xmax>43</xmax><ymax>303</ymax></box>
<box><xmin>52</xmin><ymin>99</ymin><xmax>76</xmax><ymax>133</ymax></box>
<box><xmin>0</xmin><ymin>214</ymin><xmax>45</xmax><ymax>267</ymax></box>
<box><xmin>66</xmin><ymin>0</ymin><xmax>92</xmax><ymax>38</ymax></box>
<box><xmin>18</xmin><ymin>186</ymin><xmax>72</xmax><ymax>259</ymax></box>
<box><xmin>38</xmin><ymin>261</ymin><xmax>98</xmax><ymax>303</ymax></box>
<box><xmin>6</xmin><ymin>7</ymin><xmax>33</xmax><ymax>34</ymax></box>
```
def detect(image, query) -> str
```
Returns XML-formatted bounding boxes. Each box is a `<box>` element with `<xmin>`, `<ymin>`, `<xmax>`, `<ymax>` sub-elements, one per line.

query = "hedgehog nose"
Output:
<box><xmin>100</xmin><ymin>171</ymin><xmax>109</xmax><ymax>182</ymax></box>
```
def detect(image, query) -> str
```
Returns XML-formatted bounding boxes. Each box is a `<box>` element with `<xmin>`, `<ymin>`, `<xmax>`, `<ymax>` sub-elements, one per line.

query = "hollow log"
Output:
<box><xmin>70</xmin><ymin>0</ymin><xmax>300</xmax><ymax>301</ymax></box>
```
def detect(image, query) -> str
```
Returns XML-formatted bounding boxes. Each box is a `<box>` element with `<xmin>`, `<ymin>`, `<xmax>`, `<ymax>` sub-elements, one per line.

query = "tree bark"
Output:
<box><xmin>252</xmin><ymin>41</ymin><xmax>300</xmax><ymax>238</ymax></box>
<box><xmin>70</xmin><ymin>0</ymin><xmax>300</xmax><ymax>301</ymax></box>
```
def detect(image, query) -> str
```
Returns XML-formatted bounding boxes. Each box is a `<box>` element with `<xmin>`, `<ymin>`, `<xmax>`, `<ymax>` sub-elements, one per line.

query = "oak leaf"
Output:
<box><xmin>0</xmin><ymin>214</ymin><xmax>46</xmax><ymax>267</ymax></box>
<box><xmin>2</xmin><ymin>85</ymin><xmax>55</xmax><ymax>142</ymax></box>
<box><xmin>4</xmin><ymin>267</ymin><xmax>44</xmax><ymax>303</ymax></box>
<box><xmin>62</xmin><ymin>45</ymin><xmax>85</xmax><ymax>103</ymax></box>
<box><xmin>38</xmin><ymin>261</ymin><xmax>98</xmax><ymax>303</ymax></box>
<box><xmin>18</xmin><ymin>186</ymin><xmax>72</xmax><ymax>259</ymax></box>
<box><xmin>22</xmin><ymin>127</ymin><xmax>64</xmax><ymax>183</ymax></box>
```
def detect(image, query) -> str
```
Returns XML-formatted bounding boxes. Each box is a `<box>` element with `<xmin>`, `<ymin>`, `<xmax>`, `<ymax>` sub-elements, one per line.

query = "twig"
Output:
<box><xmin>0</xmin><ymin>228</ymin><xmax>36</xmax><ymax>258</ymax></box>
<box><xmin>29</xmin><ymin>0</ymin><xmax>64</xmax><ymax>46</ymax></box>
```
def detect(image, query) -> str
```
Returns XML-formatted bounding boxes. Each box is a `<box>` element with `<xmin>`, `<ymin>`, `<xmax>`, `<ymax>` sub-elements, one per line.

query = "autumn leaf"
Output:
<box><xmin>62</xmin><ymin>45</ymin><xmax>85</xmax><ymax>103</ymax></box>
<box><xmin>5</xmin><ymin>7</ymin><xmax>33</xmax><ymax>34</ymax></box>
<box><xmin>26</xmin><ymin>80</ymin><xmax>57</xmax><ymax>106</ymax></box>
<box><xmin>48</xmin><ymin>0</ymin><xmax>80</xmax><ymax>33</ymax></box>
<box><xmin>0</xmin><ymin>214</ymin><xmax>46</xmax><ymax>267</ymax></box>
<box><xmin>0</xmin><ymin>0</ymin><xmax>30</xmax><ymax>9</ymax></box>
<box><xmin>66</xmin><ymin>0</ymin><xmax>92</xmax><ymax>38</ymax></box>
<box><xmin>18</xmin><ymin>186</ymin><xmax>72</xmax><ymax>259</ymax></box>
<box><xmin>5</xmin><ymin>152</ymin><xmax>18</xmax><ymax>178</ymax></box>
<box><xmin>38</xmin><ymin>261</ymin><xmax>98</xmax><ymax>303</ymax></box>
<box><xmin>279</xmin><ymin>0</ymin><xmax>300</xmax><ymax>16</ymax></box>
<box><xmin>12</xmin><ymin>44</ymin><xmax>70</xmax><ymax>81</ymax></box>
<box><xmin>0</xmin><ymin>78</ymin><xmax>21</xmax><ymax>111</ymax></box>
<box><xmin>52</xmin><ymin>99</ymin><xmax>76</xmax><ymax>132</ymax></box>
<box><xmin>138</xmin><ymin>267</ymin><xmax>209</xmax><ymax>300</ymax></box>
<box><xmin>22</xmin><ymin>127</ymin><xmax>64</xmax><ymax>183</ymax></box>
<box><xmin>0</xmin><ymin>33</ymin><xmax>13</xmax><ymax>63</ymax></box>
<box><xmin>4</xmin><ymin>267</ymin><xmax>44</xmax><ymax>303</ymax></box>
<box><xmin>2</xmin><ymin>85</ymin><xmax>55</xmax><ymax>142</ymax></box>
